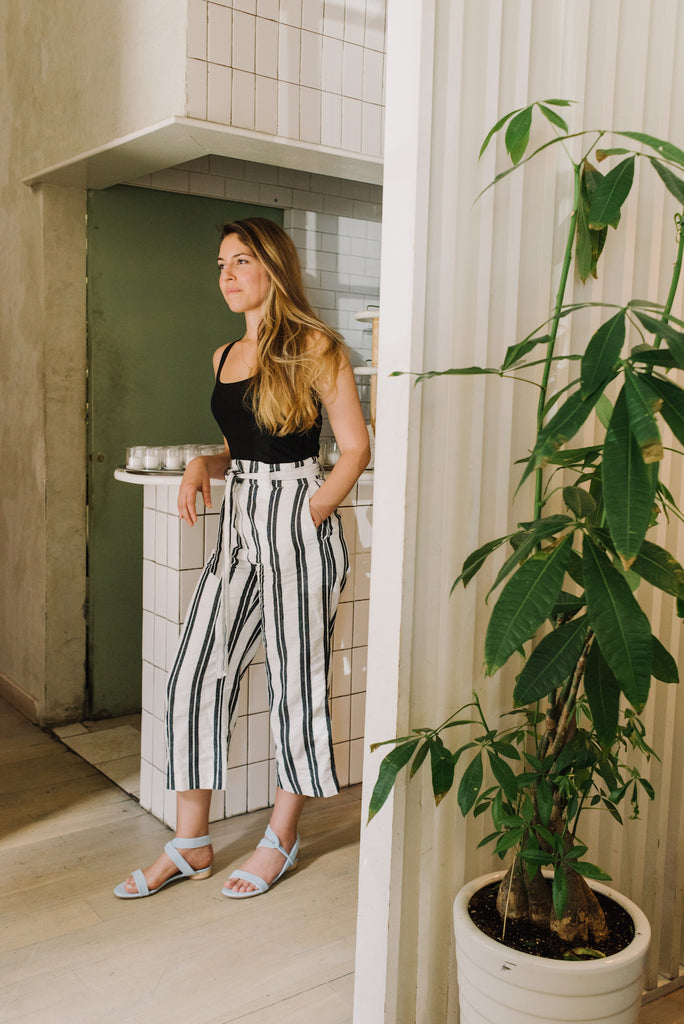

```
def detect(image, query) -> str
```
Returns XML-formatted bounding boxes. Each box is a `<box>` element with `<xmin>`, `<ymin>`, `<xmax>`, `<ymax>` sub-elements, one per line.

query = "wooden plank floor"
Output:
<box><xmin>641</xmin><ymin>987</ymin><xmax>684</xmax><ymax>1024</ymax></box>
<box><xmin>1</xmin><ymin>695</ymin><xmax>681</xmax><ymax>1024</ymax></box>
<box><xmin>0</xmin><ymin>698</ymin><xmax>359</xmax><ymax>1024</ymax></box>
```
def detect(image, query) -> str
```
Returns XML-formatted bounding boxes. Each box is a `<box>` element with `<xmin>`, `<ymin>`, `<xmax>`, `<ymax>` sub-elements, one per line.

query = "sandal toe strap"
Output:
<box><xmin>131</xmin><ymin>868</ymin><xmax>150</xmax><ymax>896</ymax></box>
<box><xmin>228</xmin><ymin>869</ymin><xmax>269</xmax><ymax>893</ymax></box>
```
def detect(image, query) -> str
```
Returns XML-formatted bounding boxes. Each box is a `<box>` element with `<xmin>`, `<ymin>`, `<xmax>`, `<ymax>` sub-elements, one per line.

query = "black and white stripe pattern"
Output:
<box><xmin>167</xmin><ymin>458</ymin><xmax>348</xmax><ymax>798</ymax></box>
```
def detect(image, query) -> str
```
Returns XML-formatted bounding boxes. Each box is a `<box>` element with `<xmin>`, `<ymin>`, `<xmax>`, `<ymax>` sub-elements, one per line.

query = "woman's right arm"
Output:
<box><xmin>178</xmin><ymin>344</ymin><xmax>232</xmax><ymax>525</ymax></box>
<box><xmin>177</xmin><ymin>445</ymin><xmax>231</xmax><ymax>525</ymax></box>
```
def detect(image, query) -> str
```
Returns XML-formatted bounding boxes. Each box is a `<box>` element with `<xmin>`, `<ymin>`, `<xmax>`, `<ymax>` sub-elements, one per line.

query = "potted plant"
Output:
<box><xmin>369</xmin><ymin>100</ymin><xmax>684</xmax><ymax>1023</ymax></box>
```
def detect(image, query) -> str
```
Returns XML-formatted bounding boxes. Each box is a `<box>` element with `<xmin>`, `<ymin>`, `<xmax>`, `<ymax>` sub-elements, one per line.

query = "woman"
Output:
<box><xmin>115</xmin><ymin>217</ymin><xmax>370</xmax><ymax>899</ymax></box>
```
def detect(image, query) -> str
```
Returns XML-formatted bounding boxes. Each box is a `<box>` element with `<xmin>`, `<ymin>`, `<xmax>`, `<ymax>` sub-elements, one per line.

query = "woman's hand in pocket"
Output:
<box><xmin>309</xmin><ymin>492</ymin><xmax>333</xmax><ymax>528</ymax></box>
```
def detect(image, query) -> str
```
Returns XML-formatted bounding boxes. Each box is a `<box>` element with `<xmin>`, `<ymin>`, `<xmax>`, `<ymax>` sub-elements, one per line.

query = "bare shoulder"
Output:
<box><xmin>306</xmin><ymin>328</ymin><xmax>348</xmax><ymax>365</ymax></box>
<box><xmin>212</xmin><ymin>342</ymin><xmax>230</xmax><ymax>374</ymax></box>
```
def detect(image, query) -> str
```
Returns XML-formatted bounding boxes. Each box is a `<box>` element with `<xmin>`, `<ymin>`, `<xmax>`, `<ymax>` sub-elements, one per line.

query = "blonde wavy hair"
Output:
<box><xmin>220</xmin><ymin>217</ymin><xmax>347</xmax><ymax>435</ymax></box>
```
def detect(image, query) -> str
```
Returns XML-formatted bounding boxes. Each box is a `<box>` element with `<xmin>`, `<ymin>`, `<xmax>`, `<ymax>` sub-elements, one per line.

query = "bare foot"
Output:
<box><xmin>120</xmin><ymin>841</ymin><xmax>213</xmax><ymax>895</ymax></box>
<box><xmin>223</xmin><ymin>834</ymin><xmax>297</xmax><ymax>895</ymax></box>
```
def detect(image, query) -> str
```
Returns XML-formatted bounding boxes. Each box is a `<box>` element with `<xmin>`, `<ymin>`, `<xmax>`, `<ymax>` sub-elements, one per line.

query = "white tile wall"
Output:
<box><xmin>138</xmin><ymin>473</ymin><xmax>373</xmax><ymax>826</ymax></box>
<box><xmin>185</xmin><ymin>0</ymin><xmax>385</xmax><ymax>158</ymax></box>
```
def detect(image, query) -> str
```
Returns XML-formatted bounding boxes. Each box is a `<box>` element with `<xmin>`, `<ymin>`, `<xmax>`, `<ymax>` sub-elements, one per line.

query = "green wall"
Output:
<box><xmin>87</xmin><ymin>185</ymin><xmax>282</xmax><ymax>716</ymax></box>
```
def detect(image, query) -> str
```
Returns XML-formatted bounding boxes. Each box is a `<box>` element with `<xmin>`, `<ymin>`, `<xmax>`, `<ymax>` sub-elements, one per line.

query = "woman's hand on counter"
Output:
<box><xmin>178</xmin><ymin>451</ymin><xmax>230</xmax><ymax>525</ymax></box>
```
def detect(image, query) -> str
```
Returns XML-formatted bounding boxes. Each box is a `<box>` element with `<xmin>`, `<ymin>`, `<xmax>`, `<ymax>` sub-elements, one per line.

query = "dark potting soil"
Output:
<box><xmin>468</xmin><ymin>882</ymin><xmax>635</xmax><ymax>961</ymax></box>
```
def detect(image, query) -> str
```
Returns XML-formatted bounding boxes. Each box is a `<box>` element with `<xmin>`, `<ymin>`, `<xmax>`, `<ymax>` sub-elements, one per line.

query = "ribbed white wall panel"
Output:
<box><xmin>357</xmin><ymin>1</ymin><xmax>684</xmax><ymax>1020</ymax></box>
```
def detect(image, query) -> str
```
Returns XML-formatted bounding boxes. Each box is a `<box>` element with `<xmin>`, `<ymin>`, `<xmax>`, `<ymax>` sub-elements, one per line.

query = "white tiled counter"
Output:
<box><xmin>114</xmin><ymin>468</ymin><xmax>372</xmax><ymax>828</ymax></box>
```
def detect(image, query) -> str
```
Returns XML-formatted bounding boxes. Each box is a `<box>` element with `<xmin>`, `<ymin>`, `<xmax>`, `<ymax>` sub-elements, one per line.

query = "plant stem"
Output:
<box><xmin>653</xmin><ymin>212</ymin><xmax>684</xmax><ymax>349</ymax></box>
<box><xmin>534</xmin><ymin>161</ymin><xmax>583</xmax><ymax>520</ymax></box>
<box><xmin>548</xmin><ymin>634</ymin><xmax>594</xmax><ymax>763</ymax></box>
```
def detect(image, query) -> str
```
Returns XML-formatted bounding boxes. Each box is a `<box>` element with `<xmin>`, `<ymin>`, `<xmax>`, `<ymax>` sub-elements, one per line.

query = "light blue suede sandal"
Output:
<box><xmin>222</xmin><ymin>824</ymin><xmax>299</xmax><ymax>899</ymax></box>
<box><xmin>114</xmin><ymin>834</ymin><xmax>212</xmax><ymax>899</ymax></box>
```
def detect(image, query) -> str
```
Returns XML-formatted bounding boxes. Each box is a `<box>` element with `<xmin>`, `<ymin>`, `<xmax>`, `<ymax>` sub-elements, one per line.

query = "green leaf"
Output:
<box><xmin>491</xmin><ymin>791</ymin><xmax>505</xmax><ymax>829</ymax></box>
<box><xmin>623</xmin><ymin>370</ymin><xmax>663</xmax><ymax>463</ymax></box>
<box><xmin>553</xmin><ymin>866</ymin><xmax>569</xmax><ymax>918</ymax></box>
<box><xmin>538</xmin><ymin>102</ymin><xmax>568</xmax><ymax>133</ymax></box>
<box><xmin>596</xmin><ymin>148</ymin><xmax>632</xmax><ymax>160</ymax></box>
<box><xmin>476</xmin><ymin>130</ymin><xmax>597</xmax><ymax>201</ymax></box>
<box><xmin>650</xmin><ymin>158</ymin><xmax>684</xmax><ymax>205</ymax></box>
<box><xmin>648</xmin><ymin>374</ymin><xmax>684</xmax><ymax>447</ymax></box>
<box><xmin>576</xmin><ymin>163</ymin><xmax>608</xmax><ymax>282</ymax></box>
<box><xmin>552</xmin><ymin>591</ymin><xmax>586</xmax><ymax>619</ymax></box>
<box><xmin>617</xmin><ymin>130</ymin><xmax>684</xmax><ymax>169</ymax></box>
<box><xmin>368</xmin><ymin>739</ymin><xmax>420</xmax><ymax>822</ymax></box>
<box><xmin>485</xmin><ymin>537</ymin><xmax>573</xmax><ymax>674</ymax></box>
<box><xmin>495</xmin><ymin>829</ymin><xmax>523</xmax><ymax>855</ymax></box>
<box><xmin>536</xmin><ymin>777</ymin><xmax>554</xmax><ymax>826</ymax></box>
<box><xmin>519</xmin><ymin>848</ymin><xmax>552</xmax><ymax>866</ymax></box>
<box><xmin>631</xmin><ymin>539</ymin><xmax>684</xmax><ymax>598</ymax></box>
<box><xmin>545</xmin><ymin>445</ymin><xmax>602</xmax><ymax>468</ymax></box>
<box><xmin>583</xmin><ymin>535</ymin><xmax>652</xmax><ymax>710</ymax></box>
<box><xmin>487</xmin><ymin>750</ymin><xmax>518</xmax><ymax>803</ymax></box>
<box><xmin>521</xmin><ymin>386</ymin><xmax>604</xmax><ymax>487</ymax></box>
<box><xmin>602</xmin><ymin>387</ymin><xmax>658</xmax><ymax>567</ymax></box>
<box><xmin>458</xmin><ymin>752</ymin><xmax>483</xmax><ymax>815</ymax></box>
<box><xmin>632</xmin><ymin>311</ymin><xmax>684</xmax><ymax>367</ymax></box>
<box><xmin>409</xmin><ymin>740</ymin><xmax>430</xmax><ymax>778</ymax></box>
<box><xmin>453</xmin><ymin>534</ymin><xmax>513</xmax><ymax>589</ymax></box>
<box><xmin>629</xmin><ymin>346</ymin><xmax>678</xmax><ymax>370</ymax></box>
<box><xmin>651</xmin><ymin>635</ymin><xmax>679</xmax><ymax>684</ymax></box>
<box><xmin>584</xmin><ymin>642</ymin><xmax>620</xmax><ymax>743</ymax></box>
<box><xmin>430</xmin><ymin>739</ymin><xmax>455</xmax><ymax>805</ymax></box>
<box><xmin>489</xmin><ymin>516</ymin><xmax>573</xmax><ymax>594</ymax></box>
<box><xmin>566</xmin><ymin>550</ymin><xmax>584</xmax><ymax>587</ymax></box>
<box><xmin>505</xmin><ymin>106</ymin><xmax>533</xmax><ymax>164</ymax></box>
<box><xmin>414</xmin><ymin>366</ymin><xmax>502</xmax><ymax>384</ymax></box>
<box><xmin>580</xmin><ymin>311</ymin><xmax>625</xmax><ymax>396</ymax></box>
<box><xmin>563</xmin><ymin>486</ymin><xmax>596</xmax><ymax>519</ymax></box>
<box><xmin>501</xmin><ymin>334</ymin><xmax>553</xmax><ymax>371</ymax></box>
<box><xmin>639</xmin><ymin>777</ymin><xmax>656</xmax><ymax>800</ymax></box>
<box><xmin>571</xmin><ymin>860</ymin><xmax>612</xmax><ymax>881</ymax></box>
<box><xmin>543</xmin><ymin>99</ymin><xmax>573</xmax><ymax>107</ymax></box>
<box><xmin>479</xmin><ymin>107</ymin><xmax>522</xmax><ymax>159</ymax></box>
<box><xmin>514</xmin><ymin>616</ymin><xmax>588</xmax><ymax>704</ymax></box>
<box><xmin>588</xmin><ymin>156</ymin><xmax>635</xmax><ymax>230</ymax></box>
<box><xmin>596</xmin><ymin>393</ymin><xmax>613</xmax><ymax>429</ymax></box>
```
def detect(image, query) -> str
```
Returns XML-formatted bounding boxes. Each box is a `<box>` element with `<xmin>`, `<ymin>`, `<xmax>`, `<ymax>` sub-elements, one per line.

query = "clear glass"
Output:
<box><xmin>163</xmin><ymin>445</ymin><xmax>183</xmax><ymax>470</ymax></box>
<box><xmin>126</xmin><ymin>446</ymin><xmax>145</xmax><ymax>470</ymax></box>
<box><xmin>142</xmin><ymin>446</ymin><xmax>162</xmax><ymax>470</ymax></box>
<box><xmin>181</xmin><ymin>444</ymin><xmax>201</xmax><ymax>467</ymax></box>
<box><xmin>325</xmin><ymin>441</ymin><xmax>340</xmax><ymax>466</ymax></box>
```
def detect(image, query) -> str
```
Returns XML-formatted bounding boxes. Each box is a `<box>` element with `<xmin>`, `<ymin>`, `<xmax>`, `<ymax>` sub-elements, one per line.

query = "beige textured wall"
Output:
<box><xmin>0</xmin><ymin>0</ymin><xmax>187</xmax><ymax>722</ymax></box>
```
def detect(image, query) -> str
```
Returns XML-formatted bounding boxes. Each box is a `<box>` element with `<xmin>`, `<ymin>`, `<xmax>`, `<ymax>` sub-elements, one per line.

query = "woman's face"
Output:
<box><xmin>217</xmin><ymin>233</ymin><xmax>271</xmax><ymax>317</ymax></box>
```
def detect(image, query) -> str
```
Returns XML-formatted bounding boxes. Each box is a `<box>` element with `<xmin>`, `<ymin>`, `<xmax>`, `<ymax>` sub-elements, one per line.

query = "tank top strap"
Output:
<box><xmin>216</xmin><ymin>340</ymin><xmax>239</xmax><ymax>382</ymax></box>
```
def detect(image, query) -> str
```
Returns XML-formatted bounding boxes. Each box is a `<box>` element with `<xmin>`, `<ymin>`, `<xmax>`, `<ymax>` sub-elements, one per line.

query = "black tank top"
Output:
<box><xmin>210</xmin><ymin>342</ymin><xmax>322</xmax><ymax>462</ymax></box>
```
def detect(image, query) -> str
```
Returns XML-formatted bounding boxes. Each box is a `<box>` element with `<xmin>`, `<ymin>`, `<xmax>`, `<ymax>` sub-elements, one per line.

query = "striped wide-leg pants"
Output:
<box><xmin>166</xmin><ymin>457</ymin><xmax>349</xmax><ymax>798</ymax></box>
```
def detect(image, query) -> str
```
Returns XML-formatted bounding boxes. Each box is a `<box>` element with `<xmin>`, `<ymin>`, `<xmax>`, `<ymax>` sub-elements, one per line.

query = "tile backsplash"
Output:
<box><xmin>186</xmin><ymin>0</ymin><xmax>386</xmax><ymax>157</ymax></box>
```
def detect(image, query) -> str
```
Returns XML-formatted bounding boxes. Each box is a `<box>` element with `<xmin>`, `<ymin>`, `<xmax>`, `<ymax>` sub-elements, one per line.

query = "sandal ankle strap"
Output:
<box><xmin>172</xmin><ymin>834</ymin><xmax>211</xmax><ymax>848</ymax></box>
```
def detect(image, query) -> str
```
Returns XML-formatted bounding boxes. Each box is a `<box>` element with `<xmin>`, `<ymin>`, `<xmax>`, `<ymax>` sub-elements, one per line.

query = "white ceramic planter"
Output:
<box><xmin>453</xmin><ymin>871</ymin><xmax>650</xmax><ymax>1024</ymax></box>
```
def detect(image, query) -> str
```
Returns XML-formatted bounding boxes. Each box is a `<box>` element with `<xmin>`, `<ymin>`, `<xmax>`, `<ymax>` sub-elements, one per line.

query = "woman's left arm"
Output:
<box><xmin>310</xmin><ymin>358</ymin><xmax>371</xmax><ymax>527</ymax></box>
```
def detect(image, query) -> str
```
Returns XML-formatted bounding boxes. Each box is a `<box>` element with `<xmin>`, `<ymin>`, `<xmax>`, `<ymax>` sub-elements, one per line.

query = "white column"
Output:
<box><xmin>353</xmin><ymin>1</ymin><xmax>436</xmax><ymax>1020</ymax></box>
